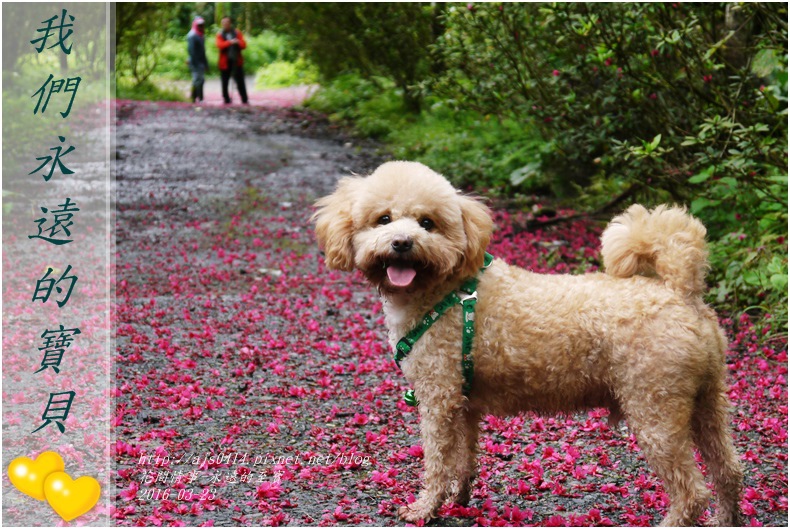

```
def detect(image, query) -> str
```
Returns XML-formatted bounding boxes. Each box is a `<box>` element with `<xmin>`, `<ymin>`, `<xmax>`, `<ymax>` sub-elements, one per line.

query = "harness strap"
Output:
<box><xmin>395</xmin><ymin>252</ymin><xmax>493</xmax><ymax>406</ymax></box>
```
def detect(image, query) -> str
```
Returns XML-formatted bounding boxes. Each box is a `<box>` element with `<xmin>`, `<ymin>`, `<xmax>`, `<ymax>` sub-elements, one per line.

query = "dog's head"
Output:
<box><xmin>312</xmin><ymin>161</ymin><xmax>493</xmax><ymax>294</ymax></box>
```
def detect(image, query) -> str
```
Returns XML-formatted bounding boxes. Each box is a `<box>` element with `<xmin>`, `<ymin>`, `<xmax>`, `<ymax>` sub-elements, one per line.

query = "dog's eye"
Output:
<box><xmin>419</xmin><ymin>218</ymin><xmax>435</xmax><ymax>231</ymax></box>
<box><xmin>377</xmin><ymin>215</ymin><xmax>391</xmax><ymax>226</ymax></box>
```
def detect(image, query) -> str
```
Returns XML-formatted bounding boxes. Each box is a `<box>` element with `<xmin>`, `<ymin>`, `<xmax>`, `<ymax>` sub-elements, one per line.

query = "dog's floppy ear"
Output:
<box><xmin>312</xmin><ymin>177</ymin><xmax>360</xmax><ymax>271</ymax></box>
<box><xmin>457</xmin><ymin>194</ymin><xmax>493</xmax><ymax>278</ymax></box>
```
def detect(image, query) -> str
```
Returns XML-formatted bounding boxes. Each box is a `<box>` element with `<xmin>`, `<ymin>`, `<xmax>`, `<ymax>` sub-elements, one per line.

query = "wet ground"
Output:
<box><xmin>112</xmin><ymin>101</ymin><xmax>787</xmax><ymax>527</ymax></box>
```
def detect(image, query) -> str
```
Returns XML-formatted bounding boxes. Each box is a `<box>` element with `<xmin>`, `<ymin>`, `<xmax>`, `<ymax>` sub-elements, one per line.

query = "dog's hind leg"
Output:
<box><xmin>623</xmin><ymin>394</ymin><xmax>712</xmax><ymax>526</ymax></box>
<box><xmin>691</xmin><ymin>376</ymin><xmax>743</xmax><ymax>526</ymax></box>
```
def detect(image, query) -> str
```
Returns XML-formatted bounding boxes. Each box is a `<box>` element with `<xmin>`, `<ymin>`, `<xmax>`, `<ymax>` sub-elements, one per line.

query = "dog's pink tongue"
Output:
<box><xmin>387</xmin><ymin>264</ymin><xmax>417</xmax><ymax>287</ymax></box>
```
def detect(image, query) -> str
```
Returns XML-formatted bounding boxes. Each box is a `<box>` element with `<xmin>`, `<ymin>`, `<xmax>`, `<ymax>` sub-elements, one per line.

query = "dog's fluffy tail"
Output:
<box><xmin>600</xmin><ymin>204</ymin><xmax>709</xmax><ymax>296</ymax></box>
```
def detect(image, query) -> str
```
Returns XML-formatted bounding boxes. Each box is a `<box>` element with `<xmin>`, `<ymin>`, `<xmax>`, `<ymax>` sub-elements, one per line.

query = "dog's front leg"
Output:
<box><xmin>398</xmin><ymin>397</ymin><xmax>465</xmax><ymax>523</ymax></box>
<box><xmin>448</xmin><ymin>408</ymin><xmax>480</xmax><ymax>506</ymax></box>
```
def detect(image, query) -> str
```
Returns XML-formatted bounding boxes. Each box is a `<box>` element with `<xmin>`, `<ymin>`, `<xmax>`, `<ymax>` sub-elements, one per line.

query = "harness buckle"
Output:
<box><xmin>458</xmin><ymin>290</ymin><xmax>478</xmax><ymax>305</ymax></box>
<box><xmin>395</xmin><ymin>339</ymin><xmax>412</xmax><ymax>364</ymax></box>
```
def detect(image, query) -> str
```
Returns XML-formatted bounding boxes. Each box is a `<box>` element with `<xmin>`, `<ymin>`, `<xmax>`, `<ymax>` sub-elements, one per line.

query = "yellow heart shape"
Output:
<box><xmin>44</xmin><ymin>472</ymin><xmax>101</xmax><ymax>522</ymax></box>
<box><xmin>7</xmin><ymin>451</ymin><xmax>65</xmax><ymax>501</ymax></box>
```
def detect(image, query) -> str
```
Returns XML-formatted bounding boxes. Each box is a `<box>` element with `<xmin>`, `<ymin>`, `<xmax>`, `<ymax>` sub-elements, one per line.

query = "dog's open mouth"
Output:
<box><xmin>368</xmin><ymin>257</ymin><xmax>433</xmax><ymax>291</ymax></box>
<box><xmin>384</xmin><ymin>260</ymin><xmax>418</xmax><ymax>288</ymax></box>
<box><xmin>386</xmin><ymin>262</ymin><xmax>417</xmax><ymax>287</ymax></box>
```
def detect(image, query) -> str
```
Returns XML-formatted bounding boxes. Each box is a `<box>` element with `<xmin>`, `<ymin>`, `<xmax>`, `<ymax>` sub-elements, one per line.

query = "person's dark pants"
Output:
<box><xmin>190</xmin><ymin>65</ymin><xmax>205</xmax><ymax>103</ymax></box>
<box><xmin>220</xmin><ymin>62</ymin><xmax>248</xmax><ymax>104</ymax></box>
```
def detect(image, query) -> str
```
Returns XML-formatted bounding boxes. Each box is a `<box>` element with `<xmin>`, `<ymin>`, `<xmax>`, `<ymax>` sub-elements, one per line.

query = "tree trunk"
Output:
<box><xmin>724</xmin><ymin>3</ymin><xmax>752</xmax><ymax>70</ymax></box>
<box><xmin>402</xmin><ymin>86</ymin><xmax>421</xmax><ymax>114</ymax></box>
<box><xmin>245</xmin><ymin>2</ymin><xmax>252</xmax><ymax>34</ymax></box>
<box><xmin>430</xmin><ymin>3</ymin><xmax>447</xmax><ymax>76</ymax></box>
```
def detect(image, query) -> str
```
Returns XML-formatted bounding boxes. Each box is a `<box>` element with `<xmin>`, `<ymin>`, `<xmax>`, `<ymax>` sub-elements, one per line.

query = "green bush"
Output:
<box><xmin>305</xmin><ymin>4</ymin><xmax>787</xmax><ymax>332</ymax></box>
<box><xmin>435</xmin><ymin>4</ymin><xmax>786</xmax><ymax>192</ymax></box>
<box><xmin>695</xmin><ymin>173</ymin><xmax>787</xmax><ymax>327</ymax></box>
<box><xmin>242</xmin><ymin>31</ymin><xmax>298</xmax><ymax>68</ymax></box>
<box><xmin>151</xmin><ymin>38</ymin><xmax>192</xmax><ymax>80</ymax></box>
<box><xmin>305</xmin><ymin>73</ymin><xmax>396</xmax><ymax>135</ymax></box>
<box><xmin>254</xmin><ymin>58</ymin><xmax>319</xmax><ymax>90</ymax></box>
<box><xmin>268</xmin><ymin>3</ymin><xmax>437</xmax><ymax>112</ymax></box>
<box><xmin>429</xmin><ymin>3</ymin><xmax>787</xmax><ymax>332</ymax></box>
<box><xmin>305</xmin><ymin>74</ymin><xmax>546</xmax><ymax>193</ymax></box>
<box><xmin>122</xmin><ymin>30</ymin><xmax>299</xmax><ymax>82</ymax></box>
<box><xmin>116</xmin><ymin>77</ymin><xmax>186</xmax><ymax>102</ymax></box>
<box><xmin>305</xmin><ymin>73</ymin><xmax>382</xmax><ymax>117</ymax></box>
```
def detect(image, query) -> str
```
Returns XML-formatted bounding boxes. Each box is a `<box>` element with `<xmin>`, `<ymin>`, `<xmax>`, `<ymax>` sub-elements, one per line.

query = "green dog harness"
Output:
<box><xmin>394</xmin><ymin>252</ymin><xmax>494</xmax><ymax>406</ymax></box>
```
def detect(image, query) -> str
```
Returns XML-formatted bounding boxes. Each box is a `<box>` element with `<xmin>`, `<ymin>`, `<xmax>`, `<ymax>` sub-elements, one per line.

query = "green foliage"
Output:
<box><xmin>149</xmin><ymin>38</ymin><xmax>193</xmax><ymax>80</ymax></box>
<box><xmin>120</xmin><ymin>2</ymin><xmax>277</xmax><ymax>59</ymax></box>
<box><xmin>2</xmin><ymin>190</ymin><xmax>22</xmax><ymax>217</ymax></box>
<box><xmin>232</xmin><ymin>31</ymin><xmax>299</xmax><ymax>77</ymax></box>
<box><xmin>2</xmin><ymin>85</ymin><xmax>67</xmax><ymax>174</ymax></box>
<box><xmin>439</xmin><ymin>3</ymin><xmax>789</xmax><ymax>331</ymax></box>
<box><xmin>3</xmin><ymin>58</ymin><xmax>106</xmax><ymax>174</ymax></box>
<box><xmin>254</xmin><ymin>58</ymin><xmax>318</xmax><ymax>90</ymax></box>
<box><xmin>434</xmin><ymin>3</ymin><xmax>787</xmax><ymax>201</ymax></box>
<box><xmin>116</xmin><ymin>77</ymin><xmax>186</xmax><ymax>102</ymax></box>
<box><xmin>116</xmin><ymin>3</ymin><xmax>179</xmax><ymax>84</ymax></box>
<box><xmin>306</xmin><ymin>74</ymin><xmax>545</xmax><ymax>194</ymax></box>
<box><xmin>267</xmin><ymin>3</ymin><xmax>438</xmax><ymax>112</ymax></box>
<box><xmin>303</xmin><ymin>3</ymin><xmax>787</xmax><ymax>331</ymax></box>
<box><xmin>694</xmin><ymin>172</ymin><xmax>787</xmax><ymax>330</ymax></box>
<box><xmin>306</xmin><ymin>74</ymin><xmax>400</xmax><ymax>137</ymax></box>
<box><xmin>390</xmin><ymin>114</ymin><xmax>547</xmax><ymax>195</ymax></box>
<box><xmin>119</xmin><ymin>30</ymin><xmax>301</xmax><ymax>83</ymax></box>
<box><xmin>4</xmin><ymin>3</ymin><xmax>107</xmax><ymax>77</ymax></box>
<box><xmin>306</xmin><ymin>74</ymin><xmax>379</xmax><ymax>116</ymax></box>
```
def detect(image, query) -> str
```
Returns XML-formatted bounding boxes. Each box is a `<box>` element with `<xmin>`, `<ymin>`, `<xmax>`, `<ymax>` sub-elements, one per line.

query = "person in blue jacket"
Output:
<box><xmin>186</xmin><ymin>16</ymin><xmax>208</xmax><ymax>103</ymax></box>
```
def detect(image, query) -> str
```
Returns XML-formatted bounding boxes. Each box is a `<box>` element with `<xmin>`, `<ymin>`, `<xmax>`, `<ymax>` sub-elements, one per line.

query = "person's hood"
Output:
<box><xmin>189</xmin><ymin>16</ymin><xmax>205</xmax><ymax>37</ymax></box>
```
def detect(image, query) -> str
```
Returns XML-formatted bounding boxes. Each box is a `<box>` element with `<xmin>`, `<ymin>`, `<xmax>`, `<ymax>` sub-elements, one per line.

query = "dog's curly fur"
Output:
<box><xmin>312</xmin><ymin>161</ymin><xmax>743</xmax><ymax>526</ymax></box>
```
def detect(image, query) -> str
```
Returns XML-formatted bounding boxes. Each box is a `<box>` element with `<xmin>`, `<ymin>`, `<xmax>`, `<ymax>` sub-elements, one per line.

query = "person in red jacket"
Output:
<box><xmin>216</xmin><ymin>16</ymin><xmax>249</xmax><ymax>104</ymax></box>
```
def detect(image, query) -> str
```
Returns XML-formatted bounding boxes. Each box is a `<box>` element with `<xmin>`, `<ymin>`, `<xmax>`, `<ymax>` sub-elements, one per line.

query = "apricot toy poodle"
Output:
<box><xmin>312</xmin><ymin>161</ymin><xmax>742</xmax><ymax>526</ymax></box>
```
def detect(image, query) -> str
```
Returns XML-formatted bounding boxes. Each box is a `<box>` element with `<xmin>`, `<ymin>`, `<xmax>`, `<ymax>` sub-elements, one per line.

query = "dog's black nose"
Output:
<box><xmin>391</xmin><ymin>236</ymin><xmax>413</xmax><ymax>253</ymax></box>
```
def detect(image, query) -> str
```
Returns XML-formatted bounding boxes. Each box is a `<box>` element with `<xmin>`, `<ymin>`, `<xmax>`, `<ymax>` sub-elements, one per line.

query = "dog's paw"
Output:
<box><xmin>447</xmin><ymin>479</ymin><xmax>472</xmax><ymax>507</ymax></box>
<box><xmin>447</xmin><ymin>491</ymin><xmax>471</xmax><ymax>508</ymax></box>
<box><xmin>707</xmin><ymin>514</ymin><xmax>743</xmax><ymax>527</ymax></box>
<box><xmin>397</xmin><ymin>502</ymin><xmax>434</xmax><ymax>523</ymax></box>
